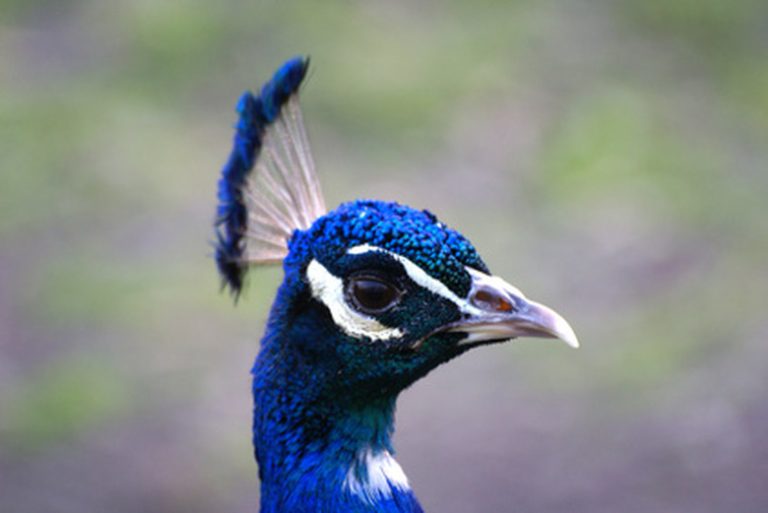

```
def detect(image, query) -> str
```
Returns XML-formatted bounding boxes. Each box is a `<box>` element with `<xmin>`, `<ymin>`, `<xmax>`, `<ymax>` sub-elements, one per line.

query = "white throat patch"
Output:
<box><xmin>343</xmin><ymin>447</ymin><xmax>410</xmax><ymax>504</ymax></box>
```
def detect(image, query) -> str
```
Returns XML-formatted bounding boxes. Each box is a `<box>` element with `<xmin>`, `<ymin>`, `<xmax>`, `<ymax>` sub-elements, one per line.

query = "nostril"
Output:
<box><xmin>471</xmin><ymin>288</ymin><xmax>515</xmax><ymax>313</ymax></box>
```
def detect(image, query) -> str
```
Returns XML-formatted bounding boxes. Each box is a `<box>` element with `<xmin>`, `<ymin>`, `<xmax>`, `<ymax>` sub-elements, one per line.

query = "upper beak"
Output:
<box><xmin>447</xmin><ymin>268</ymin><xmax>579</xmax><ymax>348</ymax></box>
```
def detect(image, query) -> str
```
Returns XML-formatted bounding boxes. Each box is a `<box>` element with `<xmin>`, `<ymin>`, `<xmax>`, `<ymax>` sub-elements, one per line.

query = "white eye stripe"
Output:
<box><xmin>305</xmin><ymin>259</ymin><xmax>404</xmax><ymax>341</ymax></box>
<box><xmin>346</xmin><ymin>244</ymin><xmax>483</xmax><ymax>317</ymax></box>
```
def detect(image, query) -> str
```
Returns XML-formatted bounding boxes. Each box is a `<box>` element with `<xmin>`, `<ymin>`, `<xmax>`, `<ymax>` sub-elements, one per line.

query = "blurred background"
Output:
<box><xmin>2</xmin><ymin>1</ymin><xmax>768</xmax><ymax>512</ymax></box>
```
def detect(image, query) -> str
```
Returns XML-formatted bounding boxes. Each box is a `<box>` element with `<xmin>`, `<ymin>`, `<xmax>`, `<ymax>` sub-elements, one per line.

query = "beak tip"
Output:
<box><xmin>551</xmin><ymin>315</ymin><xmax>579</xmax><ymax>349</ymax></box>
<box><xmin>563</xmin><ymin>333</ymin><xmax>580</xmax><ymax>349</ymax></box>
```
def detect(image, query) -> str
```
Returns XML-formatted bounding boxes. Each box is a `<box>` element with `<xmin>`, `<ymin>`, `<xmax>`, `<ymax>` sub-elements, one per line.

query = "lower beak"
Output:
<box><xmin>446</xmin><ymin>268</ymin><xmax>579</xmax><ymax>349</ymax></box>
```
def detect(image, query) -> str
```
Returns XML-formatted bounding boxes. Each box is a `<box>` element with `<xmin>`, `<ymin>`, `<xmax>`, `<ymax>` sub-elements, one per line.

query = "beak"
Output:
<box><xmin>447</xmin><ymin>268</ymin><xmax>579</xmax><ymax>348</ymax></box>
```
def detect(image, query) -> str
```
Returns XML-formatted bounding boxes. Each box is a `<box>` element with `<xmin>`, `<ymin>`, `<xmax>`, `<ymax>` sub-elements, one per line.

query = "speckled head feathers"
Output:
<box><xmin>288</xmin><ymin>200</ymin><xmax>488</xmax><ymax>297</ymax></box>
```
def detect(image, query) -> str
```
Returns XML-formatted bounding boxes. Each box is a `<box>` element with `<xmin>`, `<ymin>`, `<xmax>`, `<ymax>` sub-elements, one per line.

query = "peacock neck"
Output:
<box><xmin>252</xmin><ymin>338</ymin><xmax>423</xmax><ymax>512</ymax></box>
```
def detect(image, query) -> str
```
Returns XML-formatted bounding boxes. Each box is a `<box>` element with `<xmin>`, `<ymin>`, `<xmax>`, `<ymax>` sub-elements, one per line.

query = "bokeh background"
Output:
<box><xmin>2</xmin><ymin>1</ymin><xmax>768</xmax><ymax>512</ymax></box>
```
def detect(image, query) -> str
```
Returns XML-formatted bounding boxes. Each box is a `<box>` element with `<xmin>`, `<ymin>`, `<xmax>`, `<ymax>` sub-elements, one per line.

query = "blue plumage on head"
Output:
<box><xmin>290</xmin><ymin>200</ymin><xmax>489</xmax><ymax>297</ymax></box>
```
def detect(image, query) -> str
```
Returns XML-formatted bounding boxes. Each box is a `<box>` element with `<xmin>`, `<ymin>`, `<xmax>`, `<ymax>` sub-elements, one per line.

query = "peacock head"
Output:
<box><xmin>270</xmin><ymin>199</ymin><xmax>578</xmax><ymax>399</ymax></box>
<box><xmin>215</xmin><ymin>57</ymin><xmax>577</xmax><ymax>402</ymax></box>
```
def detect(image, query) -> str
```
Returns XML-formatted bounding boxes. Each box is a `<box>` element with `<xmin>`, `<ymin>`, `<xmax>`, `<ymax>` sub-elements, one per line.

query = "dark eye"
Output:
<box><xmin>346</xmin><ymin>275</ymin><xmax>402</xmax><ymax>314</ymax></box>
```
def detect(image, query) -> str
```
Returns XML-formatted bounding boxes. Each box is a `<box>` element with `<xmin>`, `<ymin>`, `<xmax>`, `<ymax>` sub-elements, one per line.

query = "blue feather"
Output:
<box><xmin>214</xmin><ymin>56</ymin><xmax>310</xmax><ymax>296</ymax></box>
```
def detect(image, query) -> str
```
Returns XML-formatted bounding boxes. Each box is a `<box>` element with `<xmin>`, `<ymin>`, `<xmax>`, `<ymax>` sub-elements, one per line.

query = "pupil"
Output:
<box><xmin>353</xmin><ymin>278</ymin><xmax>396</xmax><ymax>311</ymax></box>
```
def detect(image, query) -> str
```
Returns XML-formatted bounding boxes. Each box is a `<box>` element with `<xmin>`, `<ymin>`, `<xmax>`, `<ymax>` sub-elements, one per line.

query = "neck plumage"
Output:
<box><xmin>251</xmin><ymin>291</ymin><xmax>424</xmax><ymax>513</ymax></box>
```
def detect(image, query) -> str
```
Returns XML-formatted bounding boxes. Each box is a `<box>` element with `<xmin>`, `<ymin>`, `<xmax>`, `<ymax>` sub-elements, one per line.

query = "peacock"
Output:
<box><xmin>214</xmin><ymin>57</ymin><xmax>578</xmax><ymax>513</ymax></box>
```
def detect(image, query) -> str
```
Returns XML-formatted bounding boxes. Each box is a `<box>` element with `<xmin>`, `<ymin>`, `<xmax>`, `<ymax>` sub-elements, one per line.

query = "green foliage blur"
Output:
<box><xmin>1</xmin><ymin>1</ymin><xmax>767</xmax><ymax>512</ymax></box>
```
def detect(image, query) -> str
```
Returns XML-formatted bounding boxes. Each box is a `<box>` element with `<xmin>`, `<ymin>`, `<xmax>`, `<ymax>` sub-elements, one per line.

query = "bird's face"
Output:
<box><xmin>282</xmin><ymin>200</ymin><xmax>576</xmax><ymax>398</ymax></box>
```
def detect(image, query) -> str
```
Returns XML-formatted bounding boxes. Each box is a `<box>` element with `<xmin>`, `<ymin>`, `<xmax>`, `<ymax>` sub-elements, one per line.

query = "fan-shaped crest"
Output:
<box><xmin>214</xmin><ymin>57</ymin><xmax>326</xmax><ymax>296</ymax></box>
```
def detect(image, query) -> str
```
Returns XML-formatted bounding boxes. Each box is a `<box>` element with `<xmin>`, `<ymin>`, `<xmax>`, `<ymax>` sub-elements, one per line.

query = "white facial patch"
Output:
<box><xmin>305</xmin><ymin>259</ymin><xmax>404</xmax><ymax>341</ymax></box>
<box><xmin>343</xmin><ymin>447</ymin><xmax>410</xmax><ymax>504</ymax></box>
<box><xmin>347</xmin><ymin>244</ymin><xmax>484</xmax><ymax>317</ymax></box>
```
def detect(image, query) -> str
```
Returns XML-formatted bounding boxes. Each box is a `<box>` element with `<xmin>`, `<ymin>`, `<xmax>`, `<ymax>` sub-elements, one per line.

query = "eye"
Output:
<box><xmin>346</xmin><ymin>275</ymin><xmax>402</xmax><ymax>314</ymax></box>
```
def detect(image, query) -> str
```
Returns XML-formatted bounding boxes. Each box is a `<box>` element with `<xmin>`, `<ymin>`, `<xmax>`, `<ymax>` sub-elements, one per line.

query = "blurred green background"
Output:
<box><xmin>2</xmin><ymin>1</ymin><xmax>767</xmax><ymax>512</ymax></box>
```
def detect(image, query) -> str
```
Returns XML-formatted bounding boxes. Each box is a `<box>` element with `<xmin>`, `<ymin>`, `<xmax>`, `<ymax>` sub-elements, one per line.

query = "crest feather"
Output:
<box><xmin>214</xmin><ymin>57</ymin><xmax>326</xmax><ymax>296</ymax></box>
